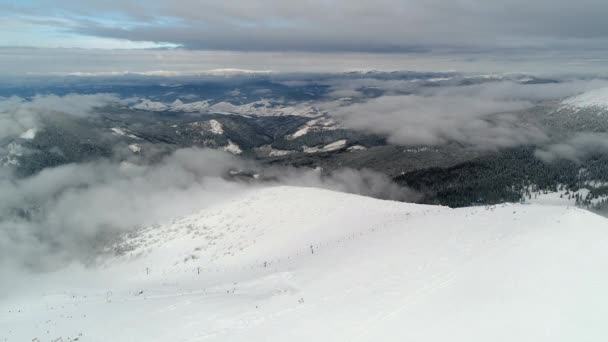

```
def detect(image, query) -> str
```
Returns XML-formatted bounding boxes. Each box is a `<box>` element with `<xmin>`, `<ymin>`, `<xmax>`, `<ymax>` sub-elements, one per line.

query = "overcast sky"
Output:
<box><xmin>2</xmin><ymin>0</ymin><xmax>608</xmax><ymax>74</ymax></box>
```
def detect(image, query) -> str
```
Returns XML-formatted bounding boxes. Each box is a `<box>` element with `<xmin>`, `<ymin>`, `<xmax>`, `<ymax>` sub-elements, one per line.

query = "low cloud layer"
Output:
<box><xmin>0</xmin><ymin>93</ymin><xmax>119</xmax><ymax>141</ymax></box>
<box><xmin>327</xmin><ymin>79</ymin><xmax>608</xmax><ymax>150</ymax></box>
<box><xmin>267</xmin><ymin>167</ymin><xmax>420</xmax><ymax>203</ymax></box>
<box><xmin>535</xmin><ymin>133</ymin><xmax>608</xmax><ymax>163</ymax></box>
<box><xmin>0</xmin><ymin>147</ymin><xmax>417</xmax><ymax>271</ymax></box>
<box><xmin>0</xmin><ymin>149</ymin><xmax>248</xmax><ymax>269</ymax></box>
<box><xmin>332</xmin><ymin>94</ymin><xmax>540</xmax><ymax>149</ymax></box>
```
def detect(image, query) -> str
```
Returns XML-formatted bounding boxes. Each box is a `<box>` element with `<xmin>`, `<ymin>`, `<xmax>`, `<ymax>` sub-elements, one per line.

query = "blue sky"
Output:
<box><xmin>3</xmin><ymin>16</ymin><xmax>177</xmax><ymax>49</ymax></box>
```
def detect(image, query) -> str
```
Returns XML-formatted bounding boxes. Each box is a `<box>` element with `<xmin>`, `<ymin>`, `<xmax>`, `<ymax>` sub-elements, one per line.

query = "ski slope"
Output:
<box><xmin>3</xmin><ymin>186</ymin><xmax>608</xmax><ymax>341</ymax></box>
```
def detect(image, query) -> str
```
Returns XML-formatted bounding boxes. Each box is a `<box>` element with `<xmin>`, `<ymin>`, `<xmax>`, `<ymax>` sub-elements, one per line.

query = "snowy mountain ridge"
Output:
<box><xmin>131</xmin><ymin>98</ymin><xmax>323</xmax><ymax>117</ymax></box>
<box><xmin>3</xmin><ymin>186</ymin><xmax>608</xmax><ymax>342</ymax></box>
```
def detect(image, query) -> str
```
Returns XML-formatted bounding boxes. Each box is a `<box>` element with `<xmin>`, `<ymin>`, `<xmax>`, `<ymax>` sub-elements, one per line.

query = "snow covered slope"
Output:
<box><xmin>3</xmin><ymin>186</ymin><xmax>608</xmax><ymax>342</ymax></box>
<box><xmin>561</xmin><ymin>87</ymin><xmax>608</xmax><ymax>111</ymax></box>
<box><xmin>130</xmin><ymin>98</ymin><xmax>323</xmax><ymax>117</ymax></box>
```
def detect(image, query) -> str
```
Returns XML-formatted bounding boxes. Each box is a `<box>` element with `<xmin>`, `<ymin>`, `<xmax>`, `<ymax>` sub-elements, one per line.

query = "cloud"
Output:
<box><xmin>323</xmin><ymin>78</ymin><xmax>423</xmax><ymax>97</ymax></box>
<box><xmin>535</xmin><ymin>133</ymin><xmax>608</xmax><ymax>163</ymax></box>
<box><xmin>324</xmin><ymin>78</ymin><xmax>608</xmax><ymax>150</ymax></box>
<box><xmin>6</xmin><ymin>2</ymin><xmax>608</xmax><ymax>77</ymax></box>
<box><xmin>6</xmin><ymin>47</ymin><xmax>608</xmax><ymax>76</ymax></box>
<box><xmin>0</xmin><ymin>149</ymin><xmax>252</xmax><ymax>270</ymax></box>
<box><xmin>327</xmin><ymin>94</ymin><xmax>541</xmax><ymax>150</ymax></box>
<box><xmin>266</xmin><ymin>167</ymin><xmax>420</xmax><ymax>202</ymax></box>
<box><xmin>422</xmin><ymin>79</ymin><xmax>608</xmax><ymax>101</ymax></box>
<box><xmin>0</xmin><ymin>146</ymin><xmax>417</xmax><ymax>271</ymax></box>
<box><xmin>0</xmin><ymin>93</ymin><xmax>119</xmax><ymax>141</ymax></box>
<box><xmin>7</xmin><ymin>0</ymin><xmax>608</xmax><ymax>53</ymax></box>
<box><xmin>326</xmin><ymin>89</ymin><xmax>365</xmax><ymax>99</ymax></box>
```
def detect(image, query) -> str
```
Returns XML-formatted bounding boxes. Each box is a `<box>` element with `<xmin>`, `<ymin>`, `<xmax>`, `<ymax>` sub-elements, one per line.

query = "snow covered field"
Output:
<box><xmin>3</xmin><ymin>186</ymin><xmax>608</xmax><ymax>341</ymax></box>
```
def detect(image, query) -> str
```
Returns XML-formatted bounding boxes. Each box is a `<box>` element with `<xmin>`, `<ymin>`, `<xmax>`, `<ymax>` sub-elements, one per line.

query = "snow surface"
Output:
<box><xmin>188</xmin><ymin>120</ymin><xmax>224</xmax><ymax>135</ymax></box>
<box><xmin>404</xmin><ymin>146</ymin><xmax>438</xmax><ymax>153</ymax></box>
<box><xmin>322</xmin><ymin>139</ymin><xmax>347</xmax><ymax>151</ymax></box>
<box><xmin>132</xmin><ymin>99</ymin><xmax>211</xmax><ymax>113</ymax></box>
<box><xmin>561</xmin><ymin>87</ymin><xmax>608</xmax><ymax>110</ymax></box>
<box><xmin>131</xmin><ymin>98</ymin><xmax>322</xmax><ymax>117</ymax></box>
<box><xmin>290</xmin><ymin>126</ymin><xmax>311</xmax><ymax>139</ymax></box>
<box><xmin>111</xmin><ymin>127</ymin><xmax>141</xmax><ymax>140</ymax></box>
<box><xmin>206</xmin><ymin>101</ymin><xmax>239</xmax><ymax>114</ymax></box>
<box><xmin>19</xmin><ymin>128</ymin><xmax>37</xmax><ymax>140</ymax></box>
<box><xmin>347</xmin><ymin>145</ymin><xmax>367</xmax><ymax>151</ymax></box>
<box><xmin>287</xmin><ymin>117</ymin><xmax>340</xmax><ymax>140</ymax></box>
<box><xmin>303</xmin><ymin>139</ymin><xmax>348</xmax><ymax>153</ymax></box>
<box><xmin>208</xmin><ymin>120</ymin><xmax>224</xmax><ymax>135</ymax></box>
<box><xmin>253</xmin><ymin>145</ymin><xmax>294</xmax><ymax>157</ymax></box>
<box><xmin>525</xmin><ymin>186</ymin><xmax>608</xmax><ymax>207</ymax></box>
<box><xmin>206</xmin><ymin>100</ymin><xmax>321</xmax><ymax>117</ymax></box>
<box><xmin>3</xmin><ymin>186</ymin><xmax>608</xmax><ymax>342</ymax></box>
<box><xmin>132</xmin><ymin>99</ymin><xmax>169</xmax><ymax>111</ymax></box>
<box><xmin>128</xmin><ymin>144</ymin><xmax>141</xmax><ymax>153</ymax></box>
<box><xmin>221</xmin><ymin>140</ymin><xmax>242</xmax><ymax>154</ymax></box>
<box><xmin>174</xmin><ymin>100</ymin><xmax>211</xmax><ymax>112</ymax></box>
